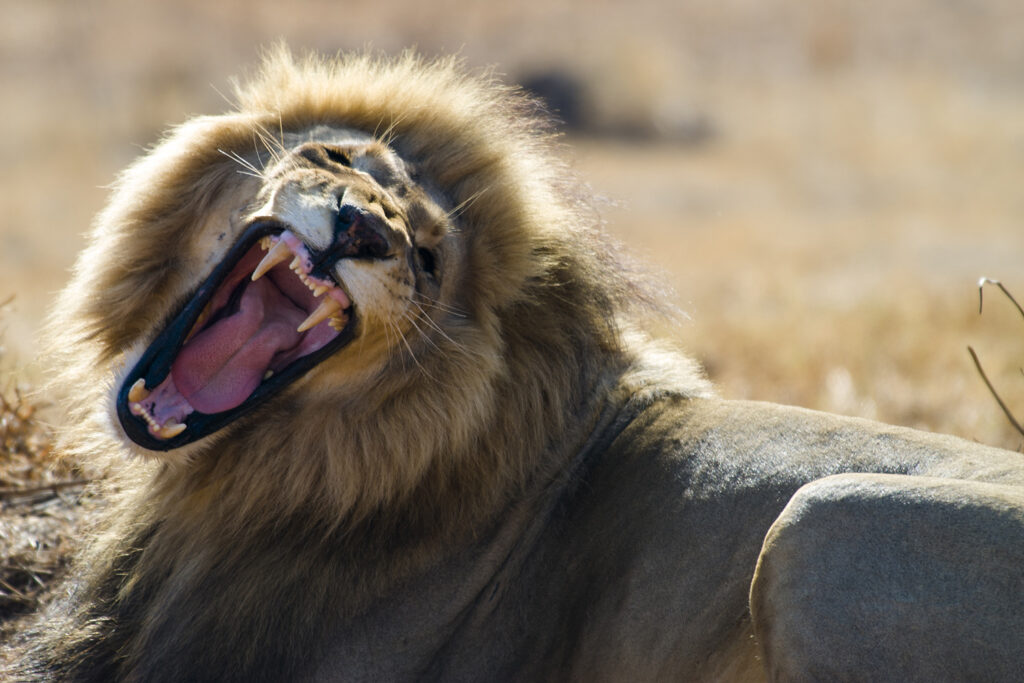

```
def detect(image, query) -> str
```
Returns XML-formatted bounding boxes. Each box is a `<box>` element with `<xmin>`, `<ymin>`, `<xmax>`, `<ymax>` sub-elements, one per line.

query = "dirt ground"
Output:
<box><xmin>2</xmin><ymin>0</ymin><xmax>1022</xmax><ymax>451</ymax></box>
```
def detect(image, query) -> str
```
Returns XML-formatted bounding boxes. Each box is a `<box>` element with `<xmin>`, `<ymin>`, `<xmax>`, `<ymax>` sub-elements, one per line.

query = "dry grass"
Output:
<box><xmin>0</xmin><ymin>350</ymin><xmax>98</xmax><ymax>639</ymax></box>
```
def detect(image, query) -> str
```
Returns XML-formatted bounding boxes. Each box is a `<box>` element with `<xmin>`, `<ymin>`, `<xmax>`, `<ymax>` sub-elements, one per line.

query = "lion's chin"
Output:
<box><xmin>116</xmin><ymin>220</ymin><xmax>358</xmax><ymax>451</ymax></box>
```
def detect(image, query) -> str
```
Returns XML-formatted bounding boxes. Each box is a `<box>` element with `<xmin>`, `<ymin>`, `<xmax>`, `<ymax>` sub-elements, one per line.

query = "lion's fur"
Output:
<box><xmin>16</xmin><ymin>48</ymin><xmax>712</xmax><ymax>680</ymax></box>
<box><xmin>9</xmin><ymin>47</ymin><xmax>1024</xmax><ymax>682</ymax></box>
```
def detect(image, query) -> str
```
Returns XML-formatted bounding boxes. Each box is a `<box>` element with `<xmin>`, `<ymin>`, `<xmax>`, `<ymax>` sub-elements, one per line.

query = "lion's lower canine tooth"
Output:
<box><xmin>157</xmin><ymin>420</ymin><xmax>187</xmax><ymax>440</ymax></box>
<box><xmin>252</xmin><ymin>240</ymin><xmax>292</xmax><ymax>281</ymax></box>
<box><xmin>128</xmin><ymin>378</ymin><xmax>150</xmax><ymax>403</ymax></box>
<box><xmin>297</xmin><ymin>297</ymin><xmax>344</xmax><ymax>332</ymax></box>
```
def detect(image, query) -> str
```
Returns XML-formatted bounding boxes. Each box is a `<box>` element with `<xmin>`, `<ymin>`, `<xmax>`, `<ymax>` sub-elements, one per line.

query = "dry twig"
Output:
<box><xmin>970</xmin><ymin>278</ymin><xmax>1024</xmax><ymax>439</ymax></box>
<box><xmin>967</xmin><ymin>346</ymin><xmax>1024</xmax><ymax>438</ymax></box>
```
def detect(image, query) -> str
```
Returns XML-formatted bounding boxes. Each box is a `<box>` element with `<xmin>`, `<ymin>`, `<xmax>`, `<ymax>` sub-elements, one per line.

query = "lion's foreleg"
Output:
<box><xmin>750</xmin><ymin>473</ymin><xmax>1024</xmax><ymax>682</ymax></box>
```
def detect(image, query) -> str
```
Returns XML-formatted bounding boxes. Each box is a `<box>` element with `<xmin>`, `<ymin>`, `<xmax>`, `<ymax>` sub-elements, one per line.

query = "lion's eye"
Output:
<box><xmin>415</xmin><ymin>247</ymin><xmax>437</xmax><ymax>277</ymax></box>
<box><xmin>325</xmin><ymin>147</ymin><xmax>351</xmax><ymax>166</ymax></box>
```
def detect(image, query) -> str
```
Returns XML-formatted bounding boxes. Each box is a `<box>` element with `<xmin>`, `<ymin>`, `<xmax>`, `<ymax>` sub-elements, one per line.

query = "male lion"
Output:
<box><xmin>6</xmin><ymin>48</ymin><xmax>1024</xmax><ymax>682</ymax></box>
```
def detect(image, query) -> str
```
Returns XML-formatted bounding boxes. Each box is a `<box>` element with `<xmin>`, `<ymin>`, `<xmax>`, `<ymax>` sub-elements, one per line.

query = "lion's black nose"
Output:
<box><xmin>308</xmin><ymin>204</ymin><xmax>391</xmax><ymax>280</ymax></box>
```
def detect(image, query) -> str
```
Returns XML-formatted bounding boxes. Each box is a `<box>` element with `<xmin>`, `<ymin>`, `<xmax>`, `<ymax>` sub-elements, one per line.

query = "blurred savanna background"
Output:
<box><xmin>1</xmin><ymin>0</ymin><xmax>1023</xmax><ymax>628</ymax></box>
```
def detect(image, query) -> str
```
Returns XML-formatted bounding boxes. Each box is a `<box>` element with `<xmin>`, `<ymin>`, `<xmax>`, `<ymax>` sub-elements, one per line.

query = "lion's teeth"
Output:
<box><xmin>128</xmin><ymin>378</ymin><xmax>150</xmax><ymax>403</ymax></box>
<box><xmin>297</xmin><ymin>297</ymin><xmax>344</xmax><ymax>332</ymax></box>
<box><xmin>328</xmin><ymin>314</ymin><xmax>347</xmax><ymax>331</ymax></box>
<box><xmin>290</xmin><ymin>256</ymin><xmax>302</xmax><ymax>271</ymax></box>
<box><xmin>185</xmin><ymin>302</ymin><xmax>213</xmax><ymax>344</ymax></box>
<box><xmin>128</xmin><ymin>397</ymin><xmax>187</xmax><ymax>440</ymax></box>
<box><xmin>313</xmin><ymin>284</ymin><xmax>328</xmax><ymax>297</ymax></box>
<box><xmin>251</xmin><ymin>240</ymin><xmax>292</xmax><ymax>281</ymax></box>
<box><xmin>157</xmin><ymin>420</ymin><xmax>186</xmax><ymax>440</ymax></box>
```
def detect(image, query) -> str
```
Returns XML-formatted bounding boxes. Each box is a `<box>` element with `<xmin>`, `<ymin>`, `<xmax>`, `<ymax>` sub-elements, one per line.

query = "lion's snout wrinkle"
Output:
<box><xmin>9</xmin><ymin>46</ymin><xmax>1024</xmax><ymax>683</ymax></box>
<box><xmin>293</xmin><ymin>141</ymin><xmax>350</xmax><ymax>170</ymax></box>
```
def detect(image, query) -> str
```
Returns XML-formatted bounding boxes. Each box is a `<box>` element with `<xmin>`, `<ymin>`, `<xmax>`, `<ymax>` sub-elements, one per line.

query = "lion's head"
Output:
<box><xmin>48</xmin><ymin>47</ymin><xmax>708</xmax><ymax>532</ymax></box>
<box><xmin>115</xmin><ymin>129</ymin><xmax>454</xmax><ymax>450</ymax></box>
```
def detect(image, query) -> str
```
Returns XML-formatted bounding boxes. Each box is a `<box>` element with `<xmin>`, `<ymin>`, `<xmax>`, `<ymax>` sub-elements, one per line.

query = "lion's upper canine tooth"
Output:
<box><xmin>128</xmin><ymin>378</ymin><xmax>150</xmax><ymax>403</ymax></box>
<box><xmin>251</xmin><ymin>240</ymin><xmax>292</xmax><ymax>281</ymax></box>
<box><xmin>313</xmin><ymin>284</ymin><xmax>328</xmax><ymax>297</ymax></box>
<box><xmin>297</xmin><ymin>297</ymin><xmax>344</xmax><ymax>333</ymax></box>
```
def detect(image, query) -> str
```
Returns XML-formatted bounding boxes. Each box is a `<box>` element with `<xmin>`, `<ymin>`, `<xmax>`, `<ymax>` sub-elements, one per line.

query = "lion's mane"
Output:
<box><xmin>19</xmin><ymin>47</ymin><xmax>710</xmax><ymax>679</ymax></box>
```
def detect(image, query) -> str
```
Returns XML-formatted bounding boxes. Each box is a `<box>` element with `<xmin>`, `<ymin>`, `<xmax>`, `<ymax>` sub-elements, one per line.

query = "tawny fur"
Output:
<box><xmin>12</xmin><ymin>47</ymin><xmax>709</xmax><ymax>680</ymax></box>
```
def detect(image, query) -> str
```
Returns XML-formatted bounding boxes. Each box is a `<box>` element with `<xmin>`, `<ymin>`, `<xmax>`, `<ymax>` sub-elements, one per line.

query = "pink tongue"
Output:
<box><xmin>171</xmin><ymin>278</ymin><xmax>305</xmax><ymax>414</ymax></box>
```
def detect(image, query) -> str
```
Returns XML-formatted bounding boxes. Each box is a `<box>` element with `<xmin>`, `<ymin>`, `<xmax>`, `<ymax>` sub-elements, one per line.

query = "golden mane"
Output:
<box><xmin>46</xmin><ymin>46</ymin><xmax>709</xmax><ymax>540</ymax></box>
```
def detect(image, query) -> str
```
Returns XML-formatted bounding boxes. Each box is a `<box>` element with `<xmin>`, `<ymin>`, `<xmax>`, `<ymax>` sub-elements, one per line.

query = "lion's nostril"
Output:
<box><xmin>335</xmin><ymin>203</ymin><xmax>359</xmax><ymax>232</ymax></box>
<box><xmin>335</xmin><ymin>204</ymin><xmax>390</xmax><ymax>259</ymax></box>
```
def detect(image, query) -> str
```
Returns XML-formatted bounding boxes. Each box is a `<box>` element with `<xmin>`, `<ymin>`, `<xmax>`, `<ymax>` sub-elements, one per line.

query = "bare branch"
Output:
<box><xmin>967</xmin><ymin>345</ymin><xmax>1024</xmax><ymax>438</ymax></box>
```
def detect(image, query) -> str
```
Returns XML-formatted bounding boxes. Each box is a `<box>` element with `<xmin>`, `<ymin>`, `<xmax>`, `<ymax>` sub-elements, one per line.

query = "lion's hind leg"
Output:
<box><xmin>750</xmin><ymin>473</ymin><xmax>1024</xmax><ymax>682</ymax></box>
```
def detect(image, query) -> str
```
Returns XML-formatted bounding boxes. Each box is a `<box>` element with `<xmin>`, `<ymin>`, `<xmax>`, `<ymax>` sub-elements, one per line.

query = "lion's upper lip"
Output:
<box><xmin>117</xmin><ymin>220</ymin><xmax>358</xmax><ymax>451</ymax></box>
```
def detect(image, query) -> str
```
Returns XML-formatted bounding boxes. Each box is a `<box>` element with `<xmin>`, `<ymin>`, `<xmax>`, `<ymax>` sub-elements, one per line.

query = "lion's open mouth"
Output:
<box><xmin>117</xmin><ymin>220</ymin><xmax>357</xmax><ymax>450</ymax></box>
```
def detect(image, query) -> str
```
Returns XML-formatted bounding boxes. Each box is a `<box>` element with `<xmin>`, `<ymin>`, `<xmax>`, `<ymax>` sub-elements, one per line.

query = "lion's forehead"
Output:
<box><xmin>286</xmin><ymin>125</ymin><xmax>376</xmax><ymax>150</ymax></box>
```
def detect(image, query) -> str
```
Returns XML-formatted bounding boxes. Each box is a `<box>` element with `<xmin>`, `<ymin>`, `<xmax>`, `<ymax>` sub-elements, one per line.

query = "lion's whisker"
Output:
<box><xmin>374</xmin><ymin>113</ymin><xmax>409</xmax><ymax>148</ymax></box>
<box><xmin>218</xmin><ymin>148</ymin><xmax>264</xmax><ymax>178</ymax></box>
<box><xmin>251</xmin><ymin>132</ymin><xmax>268</xmax><ymax>172</ymax></box>
<box><xmin>408</xmin><ymin>302</ymin><xmax>465</xmax><ymax>352</ymax></box>
<box><xmin>411</xmin><ymin>293</ymin><xmax>467</xmax><ymax>318</ymax></box>
<box><xmin>446</xmin><ymin>188</ymin><xmax>489</xmax><ymax>221</ymax></box>
<box><xmin>403</xmin><ymin>310</ymin><xmax>445</xmax><ymax>355</ymax></box>
<box><xmin>389</xmin><ymin>317</ymin><xmax>433</xmax><ymax>381</ymax></box>
<box><xmin>250</xmin><ymin>121</ymin><xmax>285</xmax><ymax>166</ymax></box>
<box><xmin>276</xmin><ymin>113</ymin><xmax>286</xmax><ymax>159</ymax></box>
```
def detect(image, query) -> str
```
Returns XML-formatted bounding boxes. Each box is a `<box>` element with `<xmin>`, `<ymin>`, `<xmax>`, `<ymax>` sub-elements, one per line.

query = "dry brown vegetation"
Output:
<box><xmin>1</xmin><ymin>0</ymin><xmax>1023</xmax><ymax>634</ymax></box>
<box><xmin>0</xmin><ymin>333</ymin><xmax>98</xmax><ymax>637</ymax></box>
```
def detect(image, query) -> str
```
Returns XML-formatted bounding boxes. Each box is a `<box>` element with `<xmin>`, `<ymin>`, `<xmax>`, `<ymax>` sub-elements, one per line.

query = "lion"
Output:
<box><xmin>5</xmin><ymin>46</ymin><xmax>1024</xmax><ymax>682</ymax></box>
